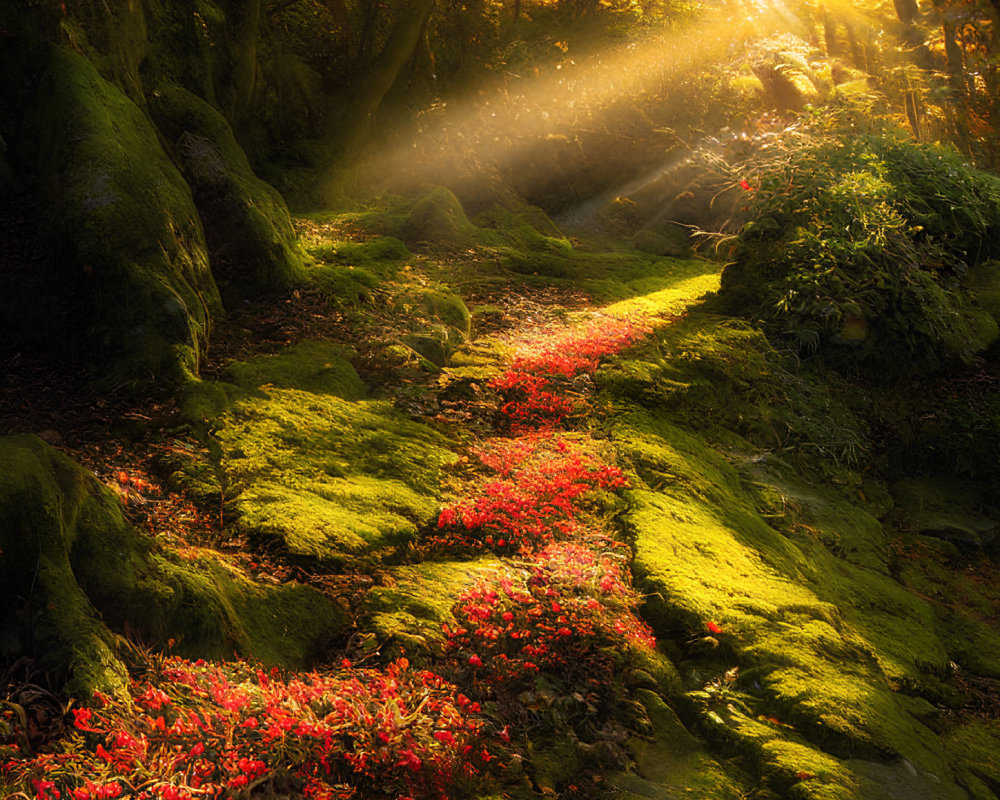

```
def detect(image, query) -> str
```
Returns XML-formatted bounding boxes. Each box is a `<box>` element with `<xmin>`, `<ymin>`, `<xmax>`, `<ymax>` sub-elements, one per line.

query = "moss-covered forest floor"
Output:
<box><xmin>3</xmin><ymin>188</ymin><xmax>1000</xmax><ymax>800</ymax></box>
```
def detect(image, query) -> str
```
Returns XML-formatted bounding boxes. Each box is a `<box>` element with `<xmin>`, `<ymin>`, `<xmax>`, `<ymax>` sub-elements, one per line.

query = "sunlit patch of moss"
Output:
<box><xmin>363</xmin><ymin>559</ymin><xmax>501</xmax><ymax>662</ymax></box>
<box><xmin>489</xmin><ymin>231</ymin><xmax>715</xmax><ymax>304</ymax></box>
<box><xmin>597</xmin><ymin>313</ymin><xmax>869</xmax><ymax>472</ymax></box>
<box><xmin>223</xmin><ymin>340</ymin><xmax>365</xmax><ymax>399</ymax></box>
<box><xmin>309</xmin><ymin>235</ymin><xmax>411</xmax><ymax>265</ymax></box>
<box><xmin>218</xmin><ymin>387</ymin><xmax>454</xmax><ymax>566</ymax></box>
<box><xmin>599</xmin><ymin>309</ymin><xmax>1000</xmax><ymax>796</ymax></box>
<box><xmin>615</xmin><ymin>416</ymin><xmax>961</xmax><ymax>787</ymax></box>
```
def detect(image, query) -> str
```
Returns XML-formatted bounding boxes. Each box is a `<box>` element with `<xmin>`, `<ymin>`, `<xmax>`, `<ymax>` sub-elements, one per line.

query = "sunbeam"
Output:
<box><xmin>339</xmin><ymin>0</ymin><xmax>810</xmax><ymax>202</ymax></box>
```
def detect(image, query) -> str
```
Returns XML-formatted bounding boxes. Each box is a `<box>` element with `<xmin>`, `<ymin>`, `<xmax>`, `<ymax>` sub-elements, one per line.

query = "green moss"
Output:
<box><xmin>224</xmin><ymin>340</ymin><xmax>365</xmax><ymax>399</ymax></box>
<box><xmin>944</xmin><ymin>722</ymin><xmax>1000</xmax><ymax>800</ymax></box>
<box><xmin>0</xmin><ymin>436</ymin><xmax>132</xmax><ymax>698</ymax></box>
<box><xmin>180</xmin><ymin>379</ymin><xmax>252</xmax><ymax>425</ymax></box>
<box><xmin>149</xmin><ymin>85</ymin><xmax>307</xmax><ymax>298</ymax></box>
<box><xmin>363</xmin><ymin>559</ymin><xmax>501</xmax><ymax>662</ymax></box>
<box><xmin>601</xmin><ymin>308</ymin><xmax>1000</xmax><ymax>797</ymax></box>
<box><xmin>308</xmin><ymin>236</ymin><xmax>411</xmax><ymax>268</ymax></box>
<box><xmin>149</xmin><ymin>553</ymin><xmax>346</xmax><ymax>665</ymax></box>
<box><xmin>397</xmin><ymin>287</ymin><xmax>471</xmax><ymax>337</ymax></box>
<box><xmin>217</xmin><ymin>387</ymin><xmax>454</xmax><ymax>566</ymax></box>
<box><xmin>38</xmin><ymin>48</ymin><xmax>221</xmax><ymax>388</ymax></box>
<box><xmin>608</xmin><ymin>688</ymin><xmax>750</xmax><ymax>799</ymax></box>
<box><xmin>400</xmin><ymin>186</ymin><xmax>479</xmax><ymax>245</ymax></box>
<box><xmin>597</xmin><ymin>313</ymin><xmax>867</xmax><ymax>468</ymax></box>
<box><xmin>0</xmin><ymin>435</ymin><xmax>345</xmax><ymax>700</ymax></box>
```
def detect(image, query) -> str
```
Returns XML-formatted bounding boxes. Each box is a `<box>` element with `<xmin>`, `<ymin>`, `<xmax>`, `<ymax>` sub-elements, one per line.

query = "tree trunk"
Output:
<box><xmin>230</xmin><ymin>0</ymin><xmax>262</xmax><ymax>122</ymax></box>
<box><xmin>341</xmin><ymin>0</ymin><xmax>436</xmax><ymax>154</ymax></box>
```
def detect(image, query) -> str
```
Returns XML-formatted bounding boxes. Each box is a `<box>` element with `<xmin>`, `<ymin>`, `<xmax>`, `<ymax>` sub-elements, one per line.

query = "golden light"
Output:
<box><xmin>337</xmin><ymin>0</ymin><xmax>813</xmax><ymax>201</ymax></box>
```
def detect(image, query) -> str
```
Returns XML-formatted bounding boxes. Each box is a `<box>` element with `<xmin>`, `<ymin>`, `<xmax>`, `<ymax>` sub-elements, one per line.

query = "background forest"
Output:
<box><xmin>2</xmin><ymin>1</ymin><xmax>1000</xmax><ymax>799</ymax></box>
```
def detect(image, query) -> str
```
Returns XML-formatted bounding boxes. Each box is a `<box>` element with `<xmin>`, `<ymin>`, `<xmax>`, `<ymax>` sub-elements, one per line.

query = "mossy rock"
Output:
<box><xmin>615</xmin><ymin>413</ymin><xmax>964</xmax><ymax>794</ymax></box>
<box><xmin>0</xmin><ymin>435</ymin><xmax>347</xmax><ymax>699</ymax></box>
<box><xmin>149</xmin><ymin>85</ymin><xmax>307</xmax><ymax>298</ymax></box>
<box><xmin>216</xmin><ymin>380</ymin><xmax>455</xmax><ymax>565</ymax></box>
<box><xmin>37</xmin><ymin>48</ymin><xmax>221</xmax><ymax>387</ymax></box>
<box><xmin>400</xmin><ymin>186</ymin><xmax>478</xmax><ymax>245</ymax></box>
<box><xmin>363</xmin><ymin>559</ymin><xmax>501</xmax><ymax>662</ymax></box>
<box><xmin>608</xmin><ymin>689</ymin><xmax>750</xmax><ymax>799</ymax></box>
<box><xmin>402</xmin><ymin>333</ymin><xmax>448</xmax><ymax>368</ymax></box>
<box><xmin>414</xmin><ymin>288</ymin><xmax>472</xmax><ymax>337</ymax></box>
<box><xmin>223</xmin><ymin>340</ymin><xmax>365</xmax><ymax>399</ymax></box>
<box><xmin>149</xmin><ymin>552</ymin><xmax>347</xmax><ymax>665</ymax></box>
<box><xmin>0</xmin><ymin>435</ymin><xmax>135</xmax><ymax>697</ymax></box>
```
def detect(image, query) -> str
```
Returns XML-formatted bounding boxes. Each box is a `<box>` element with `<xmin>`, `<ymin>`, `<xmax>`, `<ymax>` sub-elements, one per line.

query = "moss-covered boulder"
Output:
<box><xmin>207</xmin><ymin>345</ymin><xmax>455</xmax><ymax>566</ymax></box>
<box><xmin>400</xmin><ymin>186</ymin><xmax>478</xmax><ymax>245</ymax></box>
<box><xmin>390</xmin><ymin>286</ymin><xmax>473</xmax><ymax>366</ymax></box>
<box><xmin>149</xmin><ymin>85</ymin><xmax>306</xmax><ymax>299</ymax></box>
<box><xmin>0</xmin><ymin>435</ymin><xmax>347</xmax><ymax>698</ymax></box>
<box><xmin>0</xmin><ymin>435</ymin><xmax>136</xmax><ymax>697</ymax></box>
<box><xmin>224</xmin><ymin>340</ymin><xmax>365</xmax><ymax>398</ymax></box>
<box><xmin>608</xmin><ymin>689</ymin><xmax>750</xmax><ymax>799</ymax></box>
<box><xmin>37</xmin><ymin>48</ymin><xmax>221</xmax><ymax>387</ymax></box>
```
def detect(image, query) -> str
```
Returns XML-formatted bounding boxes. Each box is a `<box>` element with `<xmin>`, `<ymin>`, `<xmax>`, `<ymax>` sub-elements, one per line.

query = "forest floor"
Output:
<box><xmin>3</xmin><ymin>198</ymin><xmax>1000</xmax><ymax>800</ymax></box>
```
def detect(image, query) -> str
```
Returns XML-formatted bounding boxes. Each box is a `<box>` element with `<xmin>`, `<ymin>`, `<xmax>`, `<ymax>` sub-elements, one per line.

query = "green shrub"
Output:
<box><xmin>719</xmin><ymin>124</ymin><xmax>1000</xmax><ymax>377</ymax></box>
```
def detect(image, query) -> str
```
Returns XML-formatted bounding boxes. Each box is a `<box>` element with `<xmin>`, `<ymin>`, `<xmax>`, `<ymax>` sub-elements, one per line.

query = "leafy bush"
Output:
<box><xmin>719</xmin><ymin>122</ymin><xmax>1000</xmax><ymax>377</ymax></box>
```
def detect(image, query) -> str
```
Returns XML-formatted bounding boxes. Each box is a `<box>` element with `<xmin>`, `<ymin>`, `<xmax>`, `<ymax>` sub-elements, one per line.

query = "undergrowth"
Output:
<box><xmin>716</xmin><ymin>114</ymin><xmax>1000</xmax><ymax>378</ymax></box>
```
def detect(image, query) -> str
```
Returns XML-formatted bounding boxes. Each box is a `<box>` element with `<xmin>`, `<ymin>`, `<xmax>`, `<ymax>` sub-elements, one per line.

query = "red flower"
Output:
<box><xmin>468</xmin><ymin>654</ymin><xmax>483</xmax><ymax>667</ymax></box>
<box><xmin>433</xmin><ymin>730</ymin><xmax>455</xmax><ymax>746</ymax></box>
<box><xmin>706</xmin><ymin>620</ymin><xmax>723</xmax><ymax>634</ymax></box>
<box><xmin>72</xmin><ymin>708</ymin><xmax>99</xmax><ymax>731</ymax></box>
<box><xmin>739</xmin><ymin>178</ymin><xmax>753</xmax><ymax>191</ymax></box>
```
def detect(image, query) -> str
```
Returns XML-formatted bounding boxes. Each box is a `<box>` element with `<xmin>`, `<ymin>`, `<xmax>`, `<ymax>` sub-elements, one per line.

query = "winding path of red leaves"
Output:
<box><xmin>1</xmin><ymin>313</ymin><xmax>655</xmax><ymax>800</ymax></box>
